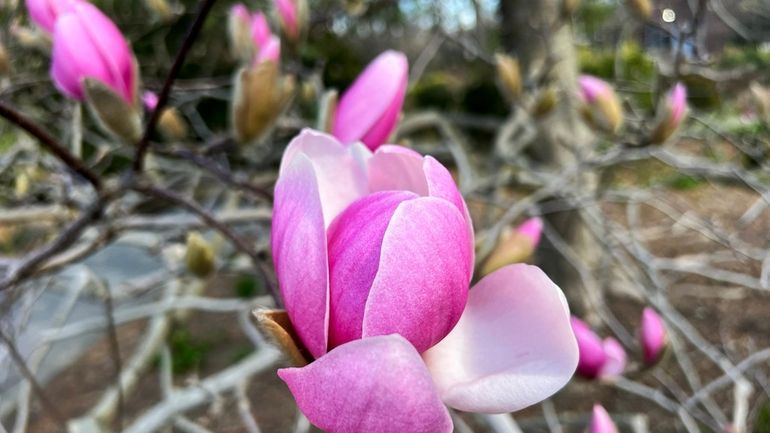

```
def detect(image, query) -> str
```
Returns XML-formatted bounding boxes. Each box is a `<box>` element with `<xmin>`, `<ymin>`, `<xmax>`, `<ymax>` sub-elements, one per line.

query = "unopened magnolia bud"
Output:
<box><xmin>562</xmin><ymin>0</ymin><xmax>580</xmax><ymax>16</ymax></box>
<box><xmin>11</xmin><ymin>23</ymin><xmax>49</xmax><ymax>50</ymax></box>
<box><xmin>157</xmin><ymin>106</ymin><xmax>188</xmax><ymax>141</ymax></box>
<box><xmin>228</xmin><ymin>4</ymin><xmax>255</xmax><ymax>63</ymax></box>
<box><xmin>532</xmin><ymin>87</ymin><xmax>558</xmax><ymax>118</ymax></box>
<box><xmin>317</xmin><ymin>89</ymin><xmax>338</xmax><ymax>133</ymax></box>
<box><xmin>495</xmin><ymin>53</ymin><xmax>522</xmax><ymax>101</ymax></box>
<box><xmin>0</xmin><ymin>42</ymin><xmax>9</xmax><ymax>76</ymax></box>
<box><xmin>590</xmin><ymin>405</ymin><xmax>619</xmax><ymax>433</ymax></box>
<box><xmin>480</xmin><ymin>217</ymin><xmax>543</xmax><ymax>277</ymax></box>
<box><xmin>14</xmin><ymin>172</ymin><xmax>30</xmax><ymax>197</ymax></box>
<box><xmin>185</xmin><ymin>232</ymin><xmax>215</xmax><ymax>278</ymax></box>
<box><xmin>625</xmin><ymin>0</ymin><xmax>652</xmax><ymax>20</ymax></box>
<box><xmin>578</xmin><ymin>75</ymin><xmax>624</xmax><ymax>134</ymax></box>
<box><xmin>640</xmin><ymin>307</ymin><xmax>667</xmax><ymax>366</ymax></box>
<box><xmin>275</xmin><ymin>0</ymin><xmax>308</xmax><ymax>42</ymax></box>
<box><xmin>84</xmin><ymin>78</ymin><xmax>143</xmax><ymax>143</ymax></box>
<box><xmin>231</xmin><ymin>62</ymin><xmax>294</xmax><ymax>144</ymax></box>
<box><xmin>650</xmin><ymin>82</ymin><xmax>687</xmax><ymax>144</ymax></box>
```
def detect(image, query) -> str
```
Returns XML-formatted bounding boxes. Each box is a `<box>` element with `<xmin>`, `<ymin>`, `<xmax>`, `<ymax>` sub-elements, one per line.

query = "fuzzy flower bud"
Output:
<box><xmin>591</xmin><ymin>404</ymin><xmax>619</xmax><ymax>433</ymax></box>
<box><xmin>480</xmin><ymin>217</ymin><xmax>543</xmax><ymax>277</ymax></box>
<box><xmin>640</xmin><ymin>307</ymin><xmax>667</xmax><ymax>366</ymax></box>
<box><xmin>578</xmin><ymin>75</ymin><xmax>624</xmax><ymax>134</ymax></box>
<box><xmin>650</xmin><ymin>82</ymin><xmax>687</xmax><ymax>144</ymax></box>
<box><xmin>495</xmin><ymin>53</ymin><xmax>522</xmax><ymax>101</ymax></box>
<box><xmin>185</xmin><ymin>232</ymin><xmax>215</xmax><ymax>278</ymax></box>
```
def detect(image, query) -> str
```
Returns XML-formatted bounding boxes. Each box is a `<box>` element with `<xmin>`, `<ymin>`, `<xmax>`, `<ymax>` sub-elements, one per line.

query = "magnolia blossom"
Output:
<box><xmin>25</xmin><ymin>0</ymin><xmax>82</xmax><ymax>33</ymax></box>
<box><xmin>571</xmin><ymin>316</ymin><xmax>626</xmax><ymax>380</ymax></box>
<box><xmin>591</xmin><ymin>404</ymin><xmax>619</xmax><ymax>433</ymax></box>
<box><xmin>517</xmin><ymin>217</ymin><xmax>544</xmax><ymax>247</ymax></box>
<box><xmin>271</xmin><ymin>129</ymin><xmax>578</xmax><ymax>433</ymax></box>
<box><xmin>651</xmin><ymin>82</ymin><xmax>688</xmax><ymax>143</ymax></box>
<box><xmin>480</xmin><ymin>217</ymin><xmax>544</xmax><ymax>277</ymax></box>
<box><xmin>51</xmin><ymin>2</ymin><xmax>136</xmax><ymax>104</ymax></box>
<box><xmin>578</xmin><ymin>75</ymin><xmax>624</xmax><ymax>134</ymax></box>
<box><xmin>228</xmin><ymin>4</ymin><xmax>276</xmax><ymax>63</ymax></box>
<box><xmin>274</xmin><ymin>0</ymin><xmax>299</xmax><ymax>39</ymax></box>
<box><xmin>332</xmin><ymin>51</ymin><xmax>409</xmax><ymax>151</ymax></box>
<box><xmin>640</xmin><ymin>307</ymin><xmax>667</xmax><ymax>365</ymax></box>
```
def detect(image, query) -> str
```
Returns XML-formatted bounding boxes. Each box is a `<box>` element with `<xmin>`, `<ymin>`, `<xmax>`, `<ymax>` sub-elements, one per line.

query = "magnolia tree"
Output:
<box><xmin>0</xmin><ymin>0</ymin><xmax>768</xmax><ymax>433</ymax></box>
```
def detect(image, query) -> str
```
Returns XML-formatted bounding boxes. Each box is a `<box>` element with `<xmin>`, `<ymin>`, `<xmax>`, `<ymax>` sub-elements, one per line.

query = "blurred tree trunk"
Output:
<box><xmin>499</xmin><ymin>0</ymin><xmax>604</xmax><ymax>321</ymax></box>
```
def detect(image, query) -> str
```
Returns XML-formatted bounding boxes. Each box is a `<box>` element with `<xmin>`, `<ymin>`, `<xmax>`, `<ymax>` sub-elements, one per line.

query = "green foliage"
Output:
<box><xmin>719</xmin><ymin>45</ymin><xmax>770</xmax><ymax>71</ymax></box>
<box><xmin>408</xmin><ymin>72</ymin><xmax>462</xmax><ymax>111</ymax></box>
<box><xmin>0</xmin><ymin>131</ymin><xmax>16</xmax><ymax>153</ymax></box>
<box><xmin>576</xmin><ymin>0</ymin><xmax>616</xmax><ymax>40</ymax></box>
<box><xmin>756</xmin><ymin>400</ymin><xmax>770</xmax><ymax>433</ymax></box>
<box><xmin>168</xmin><ymin>327</ymin><xmax>209</xmax><ymax>374</ymax></box>
<box><xmin>234</xmin><ymin>274</ymin><xmax>263</xmax><ymax>298</ymax></box>
<box><xmin>665</xmin><ymin>174</ymin><xmax>706</xmax><ymax>190</ymax></box>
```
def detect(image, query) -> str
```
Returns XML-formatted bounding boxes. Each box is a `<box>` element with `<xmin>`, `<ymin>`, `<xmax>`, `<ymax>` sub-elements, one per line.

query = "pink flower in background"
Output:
<box><xmin>591</xmin><ymin>404</ymin><xmax>619</xmax><ymax>433</ymax></box>
<box><xmin>578</xmin><ymin>75</ymin><xmax>613</xmax><ymax>104</ymax></box>
<box><xmin>250</xmin><ymin>12</ymin><xmax>272</xmax><ymax>48</ymax></box>
<box><xmin>332</xmin><ymin>51</ymin><xmax>409</xmax><ymax>151</ymax></box>
<box><xmin>142</xmin><ymin>91</ymin><xmax>159</xmax><ymax>111</ymax></box>
<box><xmin>272</xmin><ymin>129</ymin><xmax>578</xmax><ymax>433</ymax></box>
<box><xmin>25</xmin><ymin>0</ymin><xmax>82</xmax><ymax>34</ymax></box>
<box><xmin>274</xmin><ymin>0</ymin><xmax>298</xmax><ymax>38</ymax></box>
<box><xmin>254</xmin><ymin>35</ymin><xmax>280</xmax><ymax>65</ymax></box>
<box><xmin>50</xmin><ymin>2</ymin><xmax>136</xmax><ymax>104</ymax></box>
<box><xmin>571</xmin><ymin>316</ymin><xmax>626</xmax><ymax>379</ymax></box>
<box><xmin>668</xmin><ymin>82</ymin><xmax>688</xmax><ymax>127</ymax></box>
<box><xmin>516</xmin><ymin>216</ymin><xmax>544</xmax><ymax>249</ymax></box>
<box><xmin>640</xmin><ymin>307</ymin><xmax>667</xmax><ymax>365</ymax></box>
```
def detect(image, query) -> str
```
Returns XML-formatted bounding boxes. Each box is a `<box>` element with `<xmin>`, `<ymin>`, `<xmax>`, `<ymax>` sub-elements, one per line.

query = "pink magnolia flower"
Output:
<box><xmin>254</xmin><ymin>35</ymin><xmax>280</xmax><ymax>65</ymax></box>
<box><xmin>578</xmin><ymin>75</ymin><xmax>613</xmax><ymax>104</ymax></box>
<box><xmin>273</xmin><ymin>129</ymin><xmax>578</xmax><ymax>433</ymax></box>
<box><xmin>142</xmin><ymin>91</ymin><xmax>159</xmax><ymax>111</ymax></box>
<box><xmin>25</xmin><ymin>0</ymin><xmax>82</xmax><ymax>34</ymax></box>
<box><xmin>571</xmin><ymin>317</ymin><xmax>626</xmax><ymax>379</ymax></box>
<box><xmin>668</xmin><ymin>82</ymin><xmax>688</xmax><ymax>126</ymax></box>
<box><xmin>50</xmin><ymin>2</ymin><xmax>136</xmax><ymax>104</ymax></box>
<box><xmin>640</xmin><ymin>307</ymin><xmax>667</xmax><ymax>365</ymax></box>
<box><xmin>251</xmin><ymin>12</ymin><xmax>272</xmax><ymax>48</ymax></box>
<box><xmin>651</xmin><ymin>82</ymin><xmax>688</xmax><ymax>143</ymax></box>
<box><xmin>332</xmin><ymin>51</ymin><xmax>409</xmax><ymax>151</ymax></box>
<box><xmin>591</xmin><ymin>404</ymin><xmax>619</xmax><ymax>433</ymax></box>
<box><xmin>274</xmin><ymin>0</ymin><xmax>298</xmax><ymax>39</ymax></box>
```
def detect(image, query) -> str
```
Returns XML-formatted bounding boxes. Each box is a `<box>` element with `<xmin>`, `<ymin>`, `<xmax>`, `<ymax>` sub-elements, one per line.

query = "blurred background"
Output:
<box><xmin>1</xmin><ymin>0</ymin><xmax>770</xmax><ymax>432</ymax></box>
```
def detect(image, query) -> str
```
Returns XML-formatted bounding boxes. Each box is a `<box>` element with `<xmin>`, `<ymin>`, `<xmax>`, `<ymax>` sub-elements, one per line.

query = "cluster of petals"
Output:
<box><xmin>272</xmin><ymin>129</ymin><xmax>579</xmax><ymax>433</ymax></box>
<box><xmin>570</xmin><ymin>316</ymin><xmax>626</xmax><ymax>380</ymax></box>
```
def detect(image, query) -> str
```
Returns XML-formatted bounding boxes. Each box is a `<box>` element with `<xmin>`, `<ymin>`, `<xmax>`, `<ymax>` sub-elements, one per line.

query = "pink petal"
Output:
<box><xmin>278</xmin><ymin>335</ymin><xmax>452</xmax><ymax>433</ymax></box>
<box><xmin>362</xmin><ymin>197</ymin><xmax>471</xmax><ymax>352</ymax></box>
<box><xmin>591</xmin><ymin>404</ymin><xmax>619</xmax><ymax>433</ymax></box>
<box><xmin>669</xmin><ymin>82</ymin><xmax>688</xmax><ymax>125</ymax></box>
<box><xmin>71</xmin><ymin>2</ymin><xmax>135</xmax><ymax>103</ymax></box>
<box><xmin>571</xmin><ymin>316</ymin><xmax>607</xmax><ymax>380</ymax></box>
<box><xmin>599</xmin><ymin>337</ymin><xmax>626</xmax><ymax>379</ymax></box>
<box><xmin>327</xmin><ymin>190</ymin><xmax>419</xmax><ymax>348</ymax></box>
<box><xmin>280</xmin><ymin>129</ymin><xmax>371</xmax><ymax>227</ymax></box>
<box><xmin>250</xmin><ymin>12</ymin><xmax>272</xmax><ymax>48</ymax></box>
<box><xmin>26</xmin><ymin>0</ymin><xmax>80</xmax><ymax>33</ymax></box>
<box><xmin>52</xmin><ymin>14</ymin><xmax>113</xmax><ymax>100</ymax></box>
<box><xmin>274</xmin><ymin>0</ymin><xmax>298</xmax><ymax>37</ymax></box>
<box><xmin>368</xmin><ymin>145</ymin><xmax>429</xmax><ymax>195</ymax></box>
<box><xmin>423</xmin><ymin>264</ymin><xmax>578</xmax><ymax>413</ymax></box>
<box><xmin>640</xmin><ymin>307</ymin><xmax>667</xmax><ymax>365</ymax></box>
<box><xmin>578</xmin><ymin>75</ymin><xmax>611</xmax><ymax>104</ymax></box>
<box><xmin>272</xmin><ymin>154</ymin><xmax>329</xmax><ymax>358</ymax></box>
<box><xmin>515</xmin><ymin>217</ymin><xmax>544</xmax><ymax>248</ymax></box>
<box><xmin>142</xmin><ymin>91</ymin><xmax>159</xmax><ymax>111</ymax></box>
<box><xmin>255</xmin><ymin>35</ymin><xmax>280</xmax><ymax>64</ymax></box>
<box><xmin>332</xmin><ymin>51</ymin><xmax>408</xmax><ymax>149</ymax></box>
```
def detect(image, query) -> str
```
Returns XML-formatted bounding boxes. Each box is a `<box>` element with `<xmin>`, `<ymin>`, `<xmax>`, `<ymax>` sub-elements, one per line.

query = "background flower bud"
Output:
<box><xmin>578</xmin><ymin>75</ymin><xmax>624</xmax><ymax>134</ymax></box>
<box><xmin>571</xmin><ymin>316</ymin><xmax>607</xmax><ymax>379</ymax></box>
<box><xmin>650</xmin><ymin>82</ymin><xmax>687</xmax><ymax>144</ymax></box>
<box><xmin>0</xmin><ymin>41</ymin><xmax>9</xmax><ymax>76</ymax></box>
<box><xmin>562</xmin><ymin>0</ymin><xmax>580</xmax><ymax>17</ymax></box>
<box><xmin>25</xmin><ymin>0</ymin><xmax>81</xmax><ymax>34</ymax></box>
<box><xmin>274</xmin><ymin>0</ymin><xmax>307</xmax><ymax>41</ymax></box>
<box><xmin>495</xmin><ymin>53</ymin><xmax>522</xmax><ymax>101</ymax></box>
<box><xmin>185</xmin><ymin>232</ymin><xmax>215</xmax><ymax>278</ymax></box>
<box><xmin>599</xmin><ymin>337</ymin><xmax>626</xmax><ymax>379</ymax></box>
<box><xmin>332</xmin><ymin>50</ymin><xmax>408</xmax><ymax>150</ymax></box>
<box><xmin>532</xmin><ymin>87</ymin><xmax>558</xmax><ymax>118</ymax></box>
<box><xmin>640</xmin><ymin>307</ymin><xmax>667</xmax><ymax>366</ymax></box>
<box><xmin>51</xmin><ymin>2</ymin><xmax>138</xmax><ymax>107</ymax></box>
<box><xmin>228</xmin><ymin>4</ymin><xmax>254</xmax><ymax>62</ymax></box>
<box><xmin>144</xmin><ymin>0</ymin><xmax>180</xmax><ymax>22</ymax></box>
<box><xmin>84</xmin><ymin>78</ymin><xmax>143</xmax><ymax>143</ymax></box>
<box><xmin>591</xmin><ymin>404</ymin><xmax>619</xmax><ymax>433</ymax></box>
<box><xmin>157</xmin><ymin>106</ymin><xmax>189</xmax><ymax>141</ymax></box>
<box><xmin>231</xmin><ymin>61</ymin><xmax>294</xmax><ymax>144</ymax></box>
<box><xmin>480</xmin><ymin>217</ymin><xmax>542</xmax><ymax>277</ymax></box>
